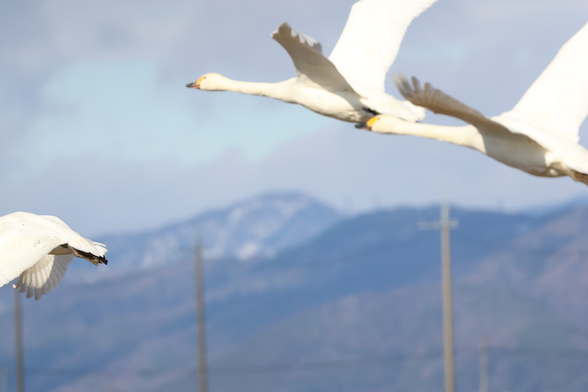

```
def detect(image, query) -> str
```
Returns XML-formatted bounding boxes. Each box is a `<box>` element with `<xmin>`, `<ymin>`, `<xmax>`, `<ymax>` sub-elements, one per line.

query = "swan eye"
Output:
<box><xmin>197</xmin><ymin>76</ymin><xmax>206</xmax><ymax>85</ymax></box>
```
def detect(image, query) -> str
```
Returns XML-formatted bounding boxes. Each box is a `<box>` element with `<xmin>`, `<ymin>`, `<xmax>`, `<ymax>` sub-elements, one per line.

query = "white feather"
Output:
<box><xmin>0</xmin><ymin>212</ymin><xmax>107</xmax><ymax>300</ymax></box>
<box><xmin>330</xmin><ymin>0</ymin><xmax>439</xmax><ymax>95</ymax></box>
<box><xmin>271</xmin><ymin>23</ymin><xmax>356</xmax><ymax>92</ymax></box>
<box><xmin>504</xmin><ymin>21</ymin><xmax>588</xmax><ymax>143</ymax></box>
<box><xmin>14</xmin><ymin>255</ymin><xmax>75</xmax><ymax>300</ymax></box>
<box><xmin>191</xmin><ymin>0</ymin><xmax>437</xmax><ymax>123</ymax></box>
<box><xmin>382</xmin><ymin>21</ymin><xmax>588</xmax><ymax>184</ymax></box>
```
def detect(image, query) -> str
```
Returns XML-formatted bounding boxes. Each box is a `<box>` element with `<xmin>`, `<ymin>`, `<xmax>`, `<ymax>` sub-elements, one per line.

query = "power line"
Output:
<box><xmin>171</xmin><ymin>219</ymin><xmax>588</xmax><ymax>274</ymax></box>
<box><xmin>182</xmin><ymin>237</ymin><xmax>420</xmax><ymax>271</ymax></box>
<box><xmin>14</xmin><ymin>350</ymin><xmax>446</xmax><ymax>377</ymax></box>
<box><xmin>491</xmin><ymin>346</ymin><xmax>588</xmax><ymax>359</ymax></box>
<box><xmin>11</xmin><ymin>345</ymin><xmax>588</xmax><ymax>378</ymax></box>
<box><xmin>209</xmin><ymin>351</ymin><xmax>445</xmax><ymax>374</ymax></box>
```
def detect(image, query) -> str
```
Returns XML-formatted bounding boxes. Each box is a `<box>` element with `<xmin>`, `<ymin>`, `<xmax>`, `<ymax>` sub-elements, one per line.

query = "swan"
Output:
<box><xmin>0</xmin><ymin>212</ymin><xmax>108</xmax><ymax>300</ymax></box>
<box><xmin>186</xmin><ymin>0</ymin><xmax>440</xmax><ymax>123</ymax></box>
<box><xmin>361</xmin><ymin>21</ymin><xmax>588</xmax><ymax>185</ymax></box>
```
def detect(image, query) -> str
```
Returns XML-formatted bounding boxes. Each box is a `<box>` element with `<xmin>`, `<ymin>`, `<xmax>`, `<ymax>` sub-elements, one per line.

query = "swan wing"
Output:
<box><xmin>0</xmin><ymin>212</ymin><xmax>107</xmax><ymax>291</ymax></box>
<box><xmin>329</xmin><ymin>0</ymin><xmax>438</xmax><ymax>95</ymax></box>
<box><xmin>0</xmin><ymin>213</ymin><xmax>66</xmax><ymax>287</ymax></box>
<box><xmin>394</xmin><ymin>75</ymin><xmax>586</xmax><ymax>163</ymax></box>
<box><xmin>491</xmin><ymin>114</ymin><xmax>588</xmax><ymax>176</ymax></box>
<box><xmin>41</xmin><ymin>214</ymin><xmax>107</xmax><ymax>260</ymax></box>
<box><xmin>502</xmin><ymin>21</ymin><xmax>588</xmax><ymax>143</ymax></box>
<box><xmin>14</xmin><ymin>254</ymin><xmax>75</xmax><ymax>300</ymax></box>
<box><xmin>272</xmin><ymin>23</ymin><xmax>357</xmax><ymax>92</ymax></box>
<box><xmin>393</xmin><ymin>74</ymin><xmax>514</xmax><ymax>136</ymax></box>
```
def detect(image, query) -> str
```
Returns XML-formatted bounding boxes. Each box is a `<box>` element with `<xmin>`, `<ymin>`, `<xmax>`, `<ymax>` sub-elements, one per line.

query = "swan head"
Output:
<box><xmin>186</xmin><ymin>73</ymin><xmax>226</xmax><ymax>91</ymax></box>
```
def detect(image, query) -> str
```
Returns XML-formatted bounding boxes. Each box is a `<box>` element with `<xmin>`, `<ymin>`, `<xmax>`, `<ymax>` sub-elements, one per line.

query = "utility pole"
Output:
<box><xmin>194</xmin><ymin>235</ymin><xmax>208</xmax><ymax>392</ymax></box>
<box><xmin>0</xmin><ymin>366</ymin><xmax>8</xmax><ymax>392</ymax></box>
<box><xmin>14</xmin><ymin>289</ymin><xmax>25</xmax><ymax>392</ymax></box>
<box><xmin>479</xmin><ymin>335</ymin><xmax>489</xmax><ymax>392</ymax></box>
<box><xmin>419</xmin><ymin>203</ymin><xmax>458</xmax><ymax>392</ymax></box>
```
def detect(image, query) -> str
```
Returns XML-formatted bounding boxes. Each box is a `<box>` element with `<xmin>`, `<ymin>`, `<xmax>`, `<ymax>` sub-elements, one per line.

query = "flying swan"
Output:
<box><xmin>187</xmin><ymin>0</ymin><xmax>439</xmax><ymax>123</ymax></box>
<box><xmin>362</xmin><ymin>21</ymin><xmax>588</xmax><ymax>185</ymax></box>
<box><xmin>0</xmin><ymin>212</ymin><xmax>108</xmax><ymax>300</ymax></box>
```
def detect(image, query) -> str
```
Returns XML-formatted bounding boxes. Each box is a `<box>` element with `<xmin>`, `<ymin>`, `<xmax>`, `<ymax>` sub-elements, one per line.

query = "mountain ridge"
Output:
<box><xmin>2</xmin><ymin>194</ymin><xmax>588</xmax><ymax>391</ymax></box>
<box><xmin>93</xmin><ymin>191</ymin><xmax>343</xmax><ymax>269</ymax></box>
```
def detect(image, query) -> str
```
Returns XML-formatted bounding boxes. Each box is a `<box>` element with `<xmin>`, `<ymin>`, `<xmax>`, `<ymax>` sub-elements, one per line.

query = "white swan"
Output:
<box><xmin>0</xmin><ymin>212</ymin><xmax>108</xmax><ymax>300</ymax></box>
<box><xmin>187</xmin><ymin>0</ymin><xmax>439</xmax><ymax>123</ymax></box>
<box><xmin>362</xmin><ymin>21</ymin><xmax>588</xmax><ymax>185</ymax></box>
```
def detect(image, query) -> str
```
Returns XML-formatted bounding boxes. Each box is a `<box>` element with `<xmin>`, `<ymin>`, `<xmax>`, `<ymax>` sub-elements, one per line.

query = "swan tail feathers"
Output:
<box><xmin>362</xmin><ymin>88</ymin><xmax>426</xmax><ymax>122</ymax></box>
<box><xmin>403</xmin><ymin>100</ymin><xmax>426</xmax><ymax>122</ymax></box>
<box><xmin>71</xmin><ymin>246</ymin><xmax>108</xmax><ymax>266</ymax></box>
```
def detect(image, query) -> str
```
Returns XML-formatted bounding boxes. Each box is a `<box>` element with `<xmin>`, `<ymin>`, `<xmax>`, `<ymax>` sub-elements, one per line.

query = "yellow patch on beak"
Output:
<box><xmin>196</xmin><ymin>76</ymin><xmax>205</xmax><ymax>86</ymax></box>
<box><xmin>367</xmin><ymin>116</ymin><xmax>379</xmax><ymax>128</ymax></box>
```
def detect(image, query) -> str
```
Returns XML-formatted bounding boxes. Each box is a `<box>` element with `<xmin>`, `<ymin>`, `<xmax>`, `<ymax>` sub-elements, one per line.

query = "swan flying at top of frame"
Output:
<box><xmin>187</xmin><ymin>0</ymin><xmax>439</xmax><ymax>123</ymax></box>
<box><xmin>363</xmin><ymin>21</ymin><xmax>588</xmax><ymax>185</ymax></box>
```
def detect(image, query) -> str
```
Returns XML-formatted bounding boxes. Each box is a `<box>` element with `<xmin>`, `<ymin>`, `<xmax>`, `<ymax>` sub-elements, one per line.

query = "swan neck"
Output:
<box><xmin>376</xmin><ymin>121</ymin><xmax>479</xmax><ymax>149</ymax></box>
<box><xmin>220</xmin><ymin>78</ymin><xmax>291</xmax><ymax>101</ymax></box>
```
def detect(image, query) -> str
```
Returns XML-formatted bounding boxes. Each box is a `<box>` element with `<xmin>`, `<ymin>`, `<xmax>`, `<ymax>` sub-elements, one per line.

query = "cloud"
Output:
<box><xmin>0</xmin><ymin>0</ymin><xmax>587</xmax><ymax>236</ymax></box>
<box><xmin>2</xmin><ymin>122</ymin><xmax>585</xmax><ymax>237</ymax></box>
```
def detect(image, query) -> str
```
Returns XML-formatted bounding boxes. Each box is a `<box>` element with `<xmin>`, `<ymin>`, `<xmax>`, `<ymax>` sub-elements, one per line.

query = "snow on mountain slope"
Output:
<box><xmin>97</xmin><ymin>192</ymin><xmax>343</xmax><ymax>268</ymax></box>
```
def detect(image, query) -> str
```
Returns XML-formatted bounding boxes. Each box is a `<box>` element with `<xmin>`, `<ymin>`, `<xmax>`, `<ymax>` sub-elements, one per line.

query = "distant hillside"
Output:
<box><xmin>96</xmin><ymin>192</ymin><xmax>343</xmax><ymax>268</ymax></box>
<box><xmin>2</xmin><ymin>198</ymin><xmax>588</xmax><ymax>391</ymax></box>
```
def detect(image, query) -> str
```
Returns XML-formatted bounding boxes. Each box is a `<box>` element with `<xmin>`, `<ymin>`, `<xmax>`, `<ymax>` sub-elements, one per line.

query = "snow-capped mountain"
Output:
<box><xmin>7</xmin><ymin>202</ymin><xmax>588</xmax><ymax>392</ymax></box>
<box><xmin>97</xmin><ymin>192</ymin><xmax>343</xmax><ymax>268</ymax></box>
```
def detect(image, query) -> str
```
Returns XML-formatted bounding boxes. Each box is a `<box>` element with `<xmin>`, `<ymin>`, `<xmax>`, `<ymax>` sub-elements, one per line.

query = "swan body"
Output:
<box><xmin>187</xmin><ymin>0</ymin><xmax>440</xmax><ymax>123</ymax></box>
<box><xmin>364</xmin><ymin>21</ymin><xmax>588</xmax><ymax>184</ymax></box>
<box><xmin>364</xmin><ymin>115</ymin><xmax>569</xmax><ymax>178</ymax></box>
<box><xmin>0</xmin><ymin>212</ymin><xmax>108</xmax><ymax>300</ymax></box>
<box><xmin>195</xmin><ymin>74</ymin><xmax>367</xmax><ymax>121</ymax></box>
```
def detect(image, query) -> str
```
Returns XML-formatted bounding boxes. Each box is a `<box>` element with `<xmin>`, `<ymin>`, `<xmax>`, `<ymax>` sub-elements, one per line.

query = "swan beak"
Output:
<box><xmin>357</xmin><ymin>117</ymin><xmax>379</xmax><ymax>131</ymax></box>
<box><xmin>186</xmin><ymin>76</ymin><xmax>205</xmax><ymax>89</ymax></box>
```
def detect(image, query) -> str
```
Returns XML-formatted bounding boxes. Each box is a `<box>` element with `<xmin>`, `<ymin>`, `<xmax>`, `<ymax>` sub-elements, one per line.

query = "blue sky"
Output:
<box><xmin>1</xmin><ymin>0</ymin><xmax>587</xmax><ymax>235</ymax></box>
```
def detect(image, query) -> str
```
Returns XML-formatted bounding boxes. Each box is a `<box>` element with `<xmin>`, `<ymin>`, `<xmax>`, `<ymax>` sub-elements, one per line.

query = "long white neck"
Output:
<box><xmin>215</xmin><ymin>77</ymin><xmax>294</xmax><ymax>102</ymax></box>
<box><xmin>372</xmin><ymin>117</ymin><xmax>483</xmax><ymax>151</ymax></box>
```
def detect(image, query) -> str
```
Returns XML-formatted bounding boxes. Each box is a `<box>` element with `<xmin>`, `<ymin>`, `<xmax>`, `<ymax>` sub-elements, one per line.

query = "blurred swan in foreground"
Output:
<box><xmin>0</xmin><ymin>212</ymin><xmax>108</xmax><ymax>300</ymax></box>
<box><xmin>187</xmin><ymin>0</ymin><xmax>439</xmax><ymax>123</ymax></box>
<box><xmin>362</xmin><ymin>21</ymin><xmax>588</xmax><ymax>185</ymax></box>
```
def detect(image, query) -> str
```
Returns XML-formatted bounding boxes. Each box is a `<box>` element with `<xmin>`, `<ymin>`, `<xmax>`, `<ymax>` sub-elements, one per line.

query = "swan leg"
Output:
<box><xmin>363</xmin><ymin>107</ymin><xmax>379</xmax><ymax>116</ymax></box>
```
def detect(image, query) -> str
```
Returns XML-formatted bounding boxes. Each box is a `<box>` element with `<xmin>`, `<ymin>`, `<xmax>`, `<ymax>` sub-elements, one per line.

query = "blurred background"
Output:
<box><xmin>1</xmin><ymin>0</ymin><xmax>588</xmax><ymax>391</ymax></box>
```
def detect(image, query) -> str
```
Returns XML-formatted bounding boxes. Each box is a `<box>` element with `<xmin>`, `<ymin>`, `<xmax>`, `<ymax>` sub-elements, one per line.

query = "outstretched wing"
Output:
<box><xmin>0</xmin><ymin>218</ymin><xmax>60</xmax><ymax>287</ymax></box>
<box><xmin>272</xmin><ymin>23</ymin><xmax>356</xmax><ymax>92</ymax></box>
<box><xmin>329</xmin><ymin>0</ymin><xmax>438</xmax><ymax>94</ymax></box>
<box><xmin>42</xmin><ymin>214</ymin><xmax>108</xmax><ymax>263</ymax></box>
<box><xmin>0</xmin><ymin>212</ymin><xmax>108</xmax><ymax>296</ymax></box>
<box><xmin>393</xmin><ymin>74</ymin><xmax>514</xmax><ymax>136</ymax></box>
<box><xmin>503</xmin><ymin>21</ymin><xmax>588</xmax><ymax>143</ymax></box>
<box><xmin>394</xmin><ymin>74</ymin><xmax>574</xmax><ymax>156</ymax></box>
<box><xmin>14</xmin><ymin>254</ymin><xmax>75</xmax><ymax>300</ymax></box>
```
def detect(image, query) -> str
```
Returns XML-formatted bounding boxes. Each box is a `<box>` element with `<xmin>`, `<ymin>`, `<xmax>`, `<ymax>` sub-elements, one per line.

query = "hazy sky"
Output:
<box><xmin>1</xmin><ymin>0</ymin><xmax>587</xmax><ymax>235</ymax></box>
